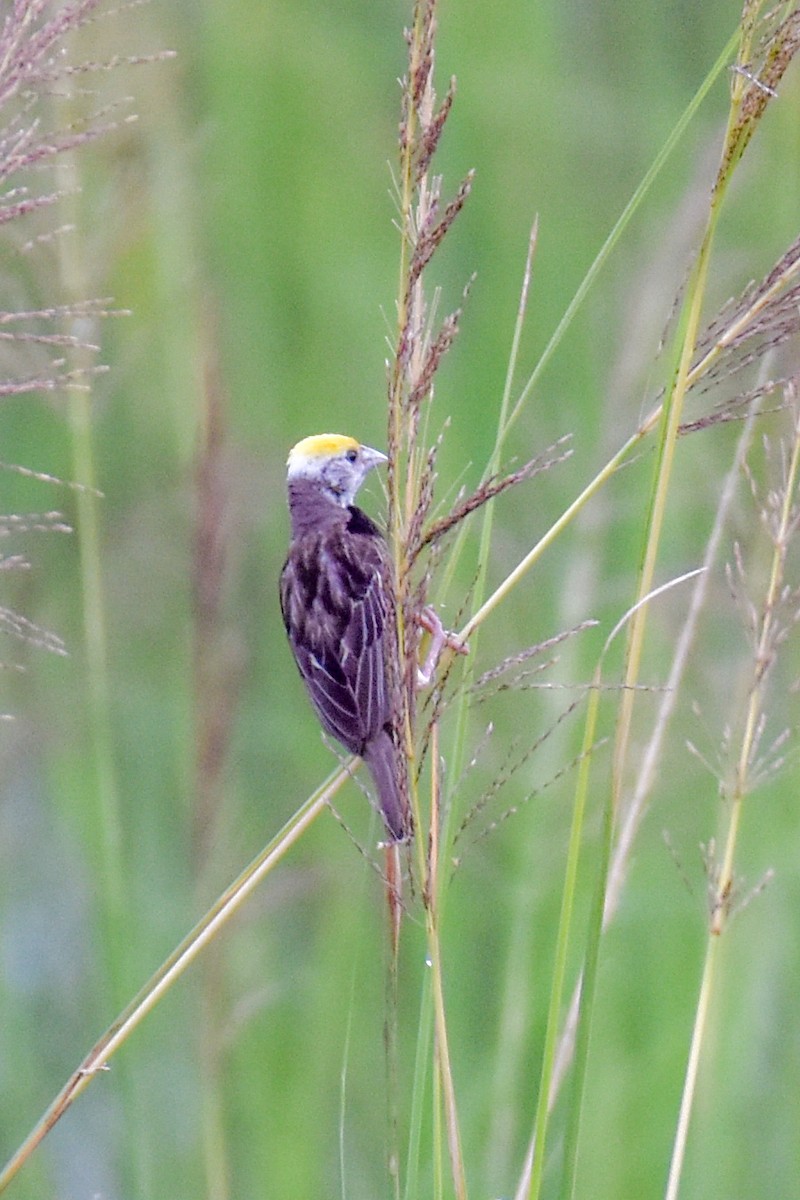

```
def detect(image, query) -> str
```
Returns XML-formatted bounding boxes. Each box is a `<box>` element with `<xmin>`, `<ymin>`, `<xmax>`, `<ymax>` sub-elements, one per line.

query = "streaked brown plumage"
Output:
<box><xmin>279</xmin><ymin>434</ymin><xmax>411</xmax><ymax>842</ymax></box>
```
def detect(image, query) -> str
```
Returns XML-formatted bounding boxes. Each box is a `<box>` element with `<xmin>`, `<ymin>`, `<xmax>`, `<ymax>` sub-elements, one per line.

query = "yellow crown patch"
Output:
<box><xmin>287</xmin><ymin>434</ymin><xmax>359</xmax><ymax>467</ymax></box>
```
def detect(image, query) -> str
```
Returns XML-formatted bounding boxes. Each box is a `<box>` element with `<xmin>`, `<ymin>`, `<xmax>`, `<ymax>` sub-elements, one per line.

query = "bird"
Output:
<box><xmin>279</xmin><ymin>433</ymin><xmax>412</xmax><ymax>842</ymax></box>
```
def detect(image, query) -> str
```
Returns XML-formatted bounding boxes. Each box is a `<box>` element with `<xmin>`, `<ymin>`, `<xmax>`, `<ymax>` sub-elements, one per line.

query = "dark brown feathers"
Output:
<box><xmin>280</xmin><ymin>479</ymin><xmax>411</xmax><ymax>842</ymax></box>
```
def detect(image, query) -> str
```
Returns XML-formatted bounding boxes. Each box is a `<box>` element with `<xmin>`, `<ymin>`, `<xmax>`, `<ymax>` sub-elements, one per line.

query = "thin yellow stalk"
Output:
<box><xmin>460</xmin><ymin>411</ymin><xmax>658</xmax><ymax>642</ymax></box>
<box><xmin>513</xmin><ymin>571</ymin><xmax>704</xmax><ymax>1200</ymax></box>
<box><xmin>447</xmin><ymin>28</ymin><xmax>740</xmax><ymax>652</ymax></box>
<box><xmin>610</xmin><ymin>1</ymin><xmax>767</xmax><ymax>808</ymax></box>
<box><xmin>666</xmin><ymin>710</ymin><xmax>774</xmax><ymax>1196</ymax></box>
<box><xmin>432</xmin><ymin>1060</ymin><xmax>445</xmax><ymax>1200</ymax></box>
<box><xmin>664</xmin><ymin>396</ymin><xmax>800</xmax><ymax>1200</ymax></box>
<box><xmin>0</xmin><ymin>769</ymin><xmax>342</xmax><ymax>1194</ymax></box>
<box><xmin>663</xmin><ymin>935</ymin><xmax>719</xmax><ymax>1200</ymax></box>
<box><xmin>386</xmin><ymin>7</ymin><xmax>470</xmax><ymax>1195</ymax></box>
<box><xmin>442</xmin><ymin>26</ymin><xmax>736</xmax><ymax>646</ymax></box>
<box><xmin>428</xmin><ymin>924</ymin><xmax>467</xmax><ymax>1200</ymax></box>
<box><xmin>611</xmin><ymin>235</ymin><xmax>712</xmax><ymax>799</ymax></box>
<box><xmin>425</xmin><ymin>720</ymin><xmax>468</xmax><ymax>1199</ymax></box>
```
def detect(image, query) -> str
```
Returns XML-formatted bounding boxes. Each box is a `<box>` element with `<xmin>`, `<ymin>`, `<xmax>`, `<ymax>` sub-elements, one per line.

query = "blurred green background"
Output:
<box><xmin>1</xmin><ymin>2</ymin><xmax>799</xmax><ymax>1198</ymax></box>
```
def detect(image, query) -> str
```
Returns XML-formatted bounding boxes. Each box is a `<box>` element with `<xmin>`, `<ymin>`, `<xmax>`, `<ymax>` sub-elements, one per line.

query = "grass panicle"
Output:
<box><xmin>665</xmin><ymin>382</ymin><xmax>800</xmax><ymax>1200</ymax></box>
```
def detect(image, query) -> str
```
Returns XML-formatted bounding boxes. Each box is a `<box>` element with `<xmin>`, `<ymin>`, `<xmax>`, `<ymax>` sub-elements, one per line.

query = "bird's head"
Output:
<box><xmin>286</xmin><ymin>434</ymin><xmax>388</xmax><ymax>507</ymax></box>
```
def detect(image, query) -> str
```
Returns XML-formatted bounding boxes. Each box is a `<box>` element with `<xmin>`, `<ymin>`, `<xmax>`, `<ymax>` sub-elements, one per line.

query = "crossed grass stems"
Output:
<box><xmin>1</xmin><ymin>0</ymin><xmax>800</xmax><ymax>1196</ymax></box>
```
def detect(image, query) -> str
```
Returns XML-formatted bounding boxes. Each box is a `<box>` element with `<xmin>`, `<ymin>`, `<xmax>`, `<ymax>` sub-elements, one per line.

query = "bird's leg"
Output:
<box><xmin>416</xmin><ymin>605</ymin><xmax>468</xmax><ymax>688</ymax></box>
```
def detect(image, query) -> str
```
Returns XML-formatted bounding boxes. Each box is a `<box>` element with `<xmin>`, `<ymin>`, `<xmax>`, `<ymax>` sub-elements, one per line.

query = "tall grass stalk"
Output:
<box><xmin>55</xmin><ymin>106</ymin><xmax>127</xmax><ymax>998</ymax></box>
<box><xmin>545</xmin><ymin>394</ymin><xmax>763</xmax><ymax>1137</ymax></box>
<box><xmin>665</xmin><ymin>387</ymin><xmax>800</xmax><ymax>1199</ymax></box>
<box><xmin>614</xmin><ymin>4</ymin><xmax>800</xmax><ymax>803</ymax></box>
<box><xmin>0</xmin><ymin>764</ymin><xmax>344</xmax><ymax>1192</ymax></box>
<box><xmin>387</xmin><ymin>1</ymin><xmax>472</xmax><ymax>1187</ymax></box>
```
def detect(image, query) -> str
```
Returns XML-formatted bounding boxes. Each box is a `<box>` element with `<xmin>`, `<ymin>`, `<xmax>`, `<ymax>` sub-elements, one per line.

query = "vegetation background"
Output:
<box><xmin>0</xmin><ymin>1</ymin><xmax>798</xmax><ymax>1198</ymax></box>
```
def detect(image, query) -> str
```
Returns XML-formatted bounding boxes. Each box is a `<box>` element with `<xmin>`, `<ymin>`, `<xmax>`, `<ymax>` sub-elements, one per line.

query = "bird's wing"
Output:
<box><xmin>341</xmin><ymin>555</ymin><xmax>389</xmax><ymax>742</ymax></box>
<box><xmin>281</xmin><ymin>530</ymin><xmax>392</xmax><ymax>755</ymax></box>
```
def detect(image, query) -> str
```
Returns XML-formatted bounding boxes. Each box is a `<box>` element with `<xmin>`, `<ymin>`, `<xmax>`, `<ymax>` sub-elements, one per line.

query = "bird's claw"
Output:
<box><xmin>416</xmin><ymin>605</ymin><xmax>468</xmax><ymax>688</ymax></box>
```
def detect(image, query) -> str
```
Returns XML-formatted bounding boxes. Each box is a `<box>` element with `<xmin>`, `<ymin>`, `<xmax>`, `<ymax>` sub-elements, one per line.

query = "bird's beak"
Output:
<box><xmin>361</xmin><ymin>445</ymin><xmax>389</xmax><ymax>471</ymax></box>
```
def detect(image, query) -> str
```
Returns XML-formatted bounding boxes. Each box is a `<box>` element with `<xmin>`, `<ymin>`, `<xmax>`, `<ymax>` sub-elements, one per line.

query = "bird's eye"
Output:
<box><xmin>345</xmin><ymin>449</ymin><xmax>358</xmax><ymax>463</ymax></box>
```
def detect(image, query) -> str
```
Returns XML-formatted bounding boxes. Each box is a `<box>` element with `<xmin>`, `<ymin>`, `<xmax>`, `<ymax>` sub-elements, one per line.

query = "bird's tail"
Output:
<box><xmin>363</xmin><ymin>728</ymin><xmax>413</xmax><ymax>843</ymax></box>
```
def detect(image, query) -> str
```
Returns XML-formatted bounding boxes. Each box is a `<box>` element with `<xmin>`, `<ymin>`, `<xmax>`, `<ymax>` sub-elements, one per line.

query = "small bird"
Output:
<box><xmin>279</xmin><ymin>433</ymin><xmax>412</xmax><ymax>842</ymax></box>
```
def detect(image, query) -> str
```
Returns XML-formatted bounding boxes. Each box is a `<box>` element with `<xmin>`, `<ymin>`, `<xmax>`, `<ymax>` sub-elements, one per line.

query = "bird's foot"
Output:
<box><xmin>416</xmin><ymin>606</ymin><xmax>468</xmax><ymax>688</ymax></box>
